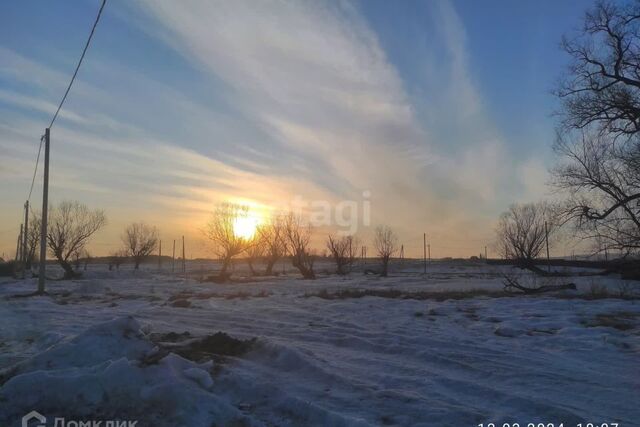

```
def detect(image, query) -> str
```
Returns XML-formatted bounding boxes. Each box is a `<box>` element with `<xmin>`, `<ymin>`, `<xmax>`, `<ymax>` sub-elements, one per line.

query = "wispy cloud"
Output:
<box><xmin>0</xmin><ymin>89</ymin><xmax>88</xmax><ymax>124</ymax></box>
<box><xmin>0</xmin><ymin>0</ymin><xmax>552</xmax><ymax>257</ymax></box>
<box><xmin>131</xmin><ymin>0</ymin><xmax>518</xmax><ymax>249</ymax></box>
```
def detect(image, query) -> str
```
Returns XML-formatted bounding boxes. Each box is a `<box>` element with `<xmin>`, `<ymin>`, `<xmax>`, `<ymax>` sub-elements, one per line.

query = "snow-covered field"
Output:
<box><xmin>1</xmin><ymin>261</ymin><xmax>639</xmax><ymax>426</ymax></box>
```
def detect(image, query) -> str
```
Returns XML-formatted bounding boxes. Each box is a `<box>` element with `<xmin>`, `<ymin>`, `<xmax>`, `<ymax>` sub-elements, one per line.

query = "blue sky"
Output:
<box><xmin>0</xmin><ymin>0</ymin><xmax>592</xmax><ymax>258</ymax></box>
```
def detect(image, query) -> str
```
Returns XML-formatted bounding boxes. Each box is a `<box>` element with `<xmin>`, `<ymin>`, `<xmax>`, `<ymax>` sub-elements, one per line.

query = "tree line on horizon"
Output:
<box><xmin>11</xmin><ymin>200</ymin><xmax>401</xmax><ymax>282</ymax></box>
<box><xmin>203</xmin><ymin>204</ymin><xmax>399</xmax><ymax>281</ymax></box>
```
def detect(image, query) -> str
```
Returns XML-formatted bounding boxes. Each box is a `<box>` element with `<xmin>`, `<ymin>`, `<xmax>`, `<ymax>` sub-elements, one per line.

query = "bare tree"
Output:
<box><xmin>122</xmin><ymin>222</ymin><xmax>159</xmax><ymax>270</ymax></box>
<box><xmin>109</xmin><ymin>250</ymin><xmax>126</xmax><ymax>271</ymax></box>
<box><xmin>557</xmin><ymin>0</ymin><xmax>640</xmax><ymax>137</ymax></box>
<box><xmin>552</xmin><ymin>132</ymin><xmax>640</xmax><ymax>255</ymax></box>
<box><xmin>502</xmin><ymin>272</ymin><xmax>576</xmax><ymax>294</ymax></box>
<box><xmin>283</xmin><ymin>213</ymin><xmax>315</xmax><ymax>279</ymax></box>
<box><xmin>46</xmin><ymin>201</ymin><xmax>107</xmax><ymax>279</ymax></box>
<box><xmin>258</xmin><ymin>216</ymin><xmax>287</xmax><ymax>275</ymax></box>
<box><xmin>374</xmin><ymin>226</ymin><xmax>397</xmax><ymax>277</ymax></box>
<box><xmin>83</xmin><ymin>250</ymin><xmax>91</xmax><ymax>271</ymax></box>
<box><xmin>245</xmin><ymin>233</ymin><xmax>266</xmax><ymax>276</ymax></box>
<box><xmin>25</xmin><ymin>212</ymin><xmax>41</xmax><ymax>270</ymax></box>
<box><xmin>204</xmin><ymin>204</ymin><xmax>250</xmax><ymax>278</ymax></box>
<box><xmin>73</xmin><ymin>249</ymin><xmax>82</xmax><ymax>270</ymax></box>
<box><xmin>553</xmin><ymin>1</ymin><xmax>640</xmax><ymax>256</ymax></box>
<box><xmin>326</xmin><ymin>234</ymin><xmax>359</xmax><ymax>275</ymax></box>
<box><xmin>495</xmin><ymin>202</ymin><xmax>557</xmax><ymax>267</ymax></box>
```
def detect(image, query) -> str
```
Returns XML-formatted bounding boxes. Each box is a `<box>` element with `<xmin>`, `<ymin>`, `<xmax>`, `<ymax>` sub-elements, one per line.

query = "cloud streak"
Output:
<box><xmin>132</xmin><ymin>0</ymin><xmax>517</xmax><ymax>250</ymax></box>
<box><xmin>0</xmin><ymin>1</ymin><xmax>552</xmax><ymax>257</ymax></box>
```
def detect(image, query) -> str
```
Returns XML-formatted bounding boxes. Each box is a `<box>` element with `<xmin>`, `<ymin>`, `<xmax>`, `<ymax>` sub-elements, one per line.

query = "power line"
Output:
<box><xmin>27</xmin><ymin>134</ymin><xmax>44</xmax><ymax>202</ymax></box>
<box><xmin>25</xmin><ymin>0</ymin><xmax>106</xmax><ymax>203</ymax></box>
<box><xmin>48</xmin><ymin>0</ymin><xmax>106</xmax><ymax>129</ymax></box>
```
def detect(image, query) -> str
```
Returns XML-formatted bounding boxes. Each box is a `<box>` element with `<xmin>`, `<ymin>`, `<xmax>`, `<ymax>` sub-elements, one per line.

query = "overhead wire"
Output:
<box><xmin>25</xmin><ymin>0</ymin><xmax>106</xmax><ymax>203</ymax></box>
<box><xmin>11</xmin><ymin>0</ymin><xmax>107</xmax><ymax>252</ymax></box>
<box><xmin>26</xmin><ymin>135</ymin><xmax>45</xmax><ymax>202</ymax></box>
<box><xmin>48</xmin><ymin>0</ymin><xmax>106</xmax><ymax>129</ymax></box>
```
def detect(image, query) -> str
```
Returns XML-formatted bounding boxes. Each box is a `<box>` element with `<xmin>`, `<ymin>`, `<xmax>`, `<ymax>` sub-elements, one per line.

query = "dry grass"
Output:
<box><xmin>168</xmin><ymin>289</ymin><xmax>271</xmax><ymax>303</ymax></box>
<box><xmin>588</xmin><ymin>282</ymin><xmax>610</xmax><ymax>298</ymax></box>
<box><xmin>304</xmin><ymin>287</ymin><xmax>640</xmax><ymax>301</ymax></box>
<box><xmin>304</xmin><ymin>288</ymin><xmax>508</xmax><ymax>301</ymax></box>
<box><xmin>582</xmin><ymin>312</ymin><xmax>640</xmax><ymax>331</ymax></box>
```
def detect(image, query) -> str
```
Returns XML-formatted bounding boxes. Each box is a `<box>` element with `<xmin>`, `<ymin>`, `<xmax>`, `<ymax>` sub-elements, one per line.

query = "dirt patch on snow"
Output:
<box><xmin>150</xmin><ymin>331</ymin><xmax>257</xmax><ymax>364</ymax></box>
<box><xmin>583</xmin><ymin>311</ymin><xmax>640</xmax><ymax>331</ymax></box>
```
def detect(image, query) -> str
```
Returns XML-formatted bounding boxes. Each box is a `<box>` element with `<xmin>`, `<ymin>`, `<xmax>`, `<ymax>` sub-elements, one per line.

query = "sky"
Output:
<box><xmin>0</xmin><ymin>0</ymin><xmax>593</xmax><ymax>259</ymax></box>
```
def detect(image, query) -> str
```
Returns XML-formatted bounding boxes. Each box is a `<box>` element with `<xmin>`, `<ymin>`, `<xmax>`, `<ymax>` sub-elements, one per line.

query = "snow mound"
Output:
<box><xmin>6</xmin><ymin>316</ymin><xmax>152</xmax><ymax>374</ymax></box>
<box><xmin>0</xmin><ymin>317</ymin><xmax>253</xmax><ymax>426</ymax></box>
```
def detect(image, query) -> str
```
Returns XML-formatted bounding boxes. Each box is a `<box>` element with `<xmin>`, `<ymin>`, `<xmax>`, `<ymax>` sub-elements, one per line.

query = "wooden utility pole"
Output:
<box><xmin>484</xmin><ymin>246</ymin><xmax>487</xmax><ymax>261</ymax></box>
<box><xmin>172</xmin><ymin>239</ymin><xmax>176</xmax><ymax>273</ymax></box>
<box><xmin>22</xmin><ymin>201</ymin><xmax>29</xmax><ymax>277</ymax></box>
<box><xmin>158</xmin><ymin>240</ymin><xmax>162</xmax><ymax>270</ymax></box>
<box><xmin>38</xmin><ymin>128</ymin><xmax>50</xmax><ymax>293</ymax></box>
<box><xmin>15</xmin><ymin>224</ymin><xmax>23</xmax><ymax>263</ymax></box>
<box><xmin>181</xmin><ymin>235</ymin><xmax>186</xmax><ymax>274</ymax></box>
<box><xmin>399</xmin><ymin>244</ymin><xmax>404</xmax><ymax>260</ymax></box>
<box><xmin>428</xmin><ymin>244</ymin><xmax>431</xmax><ymax>262</ymax></box>
<box><xmin>544</xmin><ymin>221</ymin><xmax>550</xmax><ymax>273</ymax></box>
<box><xmin>423</xmin><ymin>233</ymin><xmax>427</xmax><ymax>274</ymax></box>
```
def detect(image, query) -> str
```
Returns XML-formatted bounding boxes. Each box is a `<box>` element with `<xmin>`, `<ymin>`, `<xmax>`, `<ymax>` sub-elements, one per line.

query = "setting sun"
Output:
<box><xmin>233</xmin><ymin>215</ymin><xmax>260</xmax><ymax>240</ymax></box>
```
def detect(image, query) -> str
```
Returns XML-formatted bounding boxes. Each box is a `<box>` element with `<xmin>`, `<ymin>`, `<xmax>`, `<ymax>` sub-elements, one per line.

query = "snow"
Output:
<box><xmin>0</xmin><ymin>261</ymin><xmax>639</xmax><ymax>426</ymax></box>
<box><xmin>0</xmin><ymin>316</ymin><xmax>249</xmax><ymax>425</ymax></box>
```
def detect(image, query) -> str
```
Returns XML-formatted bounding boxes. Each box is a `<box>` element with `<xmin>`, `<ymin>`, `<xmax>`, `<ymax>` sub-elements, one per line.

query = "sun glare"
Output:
<box><xmin>233</xmin><ymin>215</ymin><xmax>259</xmax><ymax>240</ymax></box>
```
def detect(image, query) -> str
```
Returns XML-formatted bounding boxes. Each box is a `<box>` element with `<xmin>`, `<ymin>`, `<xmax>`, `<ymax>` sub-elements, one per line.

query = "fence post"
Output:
<box><xmin>172</xmin><ymin>239</ymin><xmax>176</xmax><ymax>273</ymax></box>
<box><xmin>181</xmin><ymin>235</ymin><xmax>186</xmax><ymax>275</ymax></box>
<box><xmin>423</xmin><ymin>233</ymin><xmax>426</xmax><ymax>274</ymax></box>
